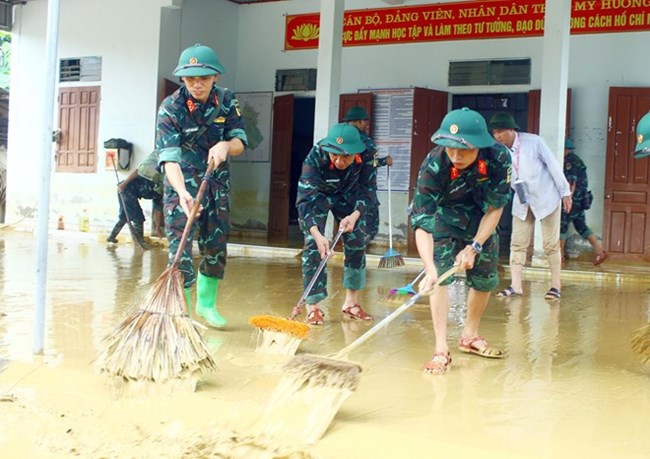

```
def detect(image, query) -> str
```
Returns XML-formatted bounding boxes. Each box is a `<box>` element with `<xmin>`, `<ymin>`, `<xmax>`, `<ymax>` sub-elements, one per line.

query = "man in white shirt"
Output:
<box><xmin>489</xmin><ymin>112</ymin><xmax>572</xmax><ymax>300</ymax></box>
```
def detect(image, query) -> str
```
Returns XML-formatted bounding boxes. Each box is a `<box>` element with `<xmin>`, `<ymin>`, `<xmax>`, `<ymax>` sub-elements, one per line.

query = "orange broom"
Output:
<box><xmin>96</xmin><ymin>159</ymin><xmax>219</xmax><ymax>386</ymax></box>
<box><xmin>248</xmin><ymin>227</ymin><xmax>344</xmax><ymax>356</ymax></box>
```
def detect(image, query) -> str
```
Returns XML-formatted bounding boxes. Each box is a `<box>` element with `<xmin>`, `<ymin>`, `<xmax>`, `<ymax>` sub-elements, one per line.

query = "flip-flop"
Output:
<box><xmin>544</xmin><ymin>287</ymin><xmax>561</xmax><ymax>300</ymax></box>
<box><xmin>496</xmin><ymin>286</ymin><xmax>522</xmax><ymax>298</ymax></box>
<box><xmin>593</xmin><ymin>252</ymin><xmax>609</xmax><ymax>266</ymax></box>
<box><xmin>458</xmin><ymin>336</ymin><xmax>506</xmax><ymax>359</ymax></box>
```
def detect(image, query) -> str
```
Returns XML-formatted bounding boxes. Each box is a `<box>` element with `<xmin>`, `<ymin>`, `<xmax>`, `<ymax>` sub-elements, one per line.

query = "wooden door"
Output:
<box><xmin>603</xmin><ymin>87</ymin><xmax>650</xmax><ymax>260</ymax></box>
<box><xmin>527</xmin><ymin>89</ymin><xmax>572</xmax><ymax>136</ymax></box>
<box><xmin>56</xmin><ymin>86</ymin><xmax>100</xmax><ymax>173</ymax></box>
<box><xmin>407</xmin><ymin>88</ymin><xmax>449</xmax><ymax>253</ymax></box>
<box><xmin>267</xmin><ymin>94</ymin><xmax>294</xmax><ymax>240</ymax></box>
<box><xmin>339</xmin><ymin>93</ymin><xmax>373</xmax><ymax>134</ymax></box>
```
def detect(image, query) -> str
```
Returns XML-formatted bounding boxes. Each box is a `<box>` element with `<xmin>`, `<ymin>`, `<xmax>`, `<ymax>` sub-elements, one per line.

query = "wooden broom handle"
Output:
<box><xmin>172</xmin><ymin>158</ymin><xmax>217</xmax><ymax>266</ymax></box>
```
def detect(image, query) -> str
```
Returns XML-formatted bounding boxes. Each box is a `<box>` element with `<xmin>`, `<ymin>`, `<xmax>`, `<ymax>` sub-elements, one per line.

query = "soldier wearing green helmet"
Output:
<box><xmin>295</xmin><ymin>123</ymin><xmax>377</xmax><ymax>325</ymax></box>
<box><xmin>412</xmin><ymin>107</ymin><xmax>511</xmax><ymax>374</ymax></box>
<box><xmin>342</xmin><ymin>106</ymin><xmax>393</xmax><ymax>243</ymax></box>
<box><xmin>155</xmin><ymin>44</ymin><xmax>248</xmax><ymax>328</ymax></box>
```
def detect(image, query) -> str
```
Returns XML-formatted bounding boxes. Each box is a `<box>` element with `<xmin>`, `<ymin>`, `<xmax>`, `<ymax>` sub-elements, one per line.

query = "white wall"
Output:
<box><xmin>7</xmin><ymin>0</ymin><xmax>171</xmax><ymax>232</ymax></box>
<box><xmin>233</xmin><ymin>0</ymin><xmax>650</xmax><ymax>238</ymax></box>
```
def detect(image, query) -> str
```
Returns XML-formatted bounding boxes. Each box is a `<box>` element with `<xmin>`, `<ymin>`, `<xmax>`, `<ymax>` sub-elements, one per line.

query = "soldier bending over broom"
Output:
<box><xmin>412</xmin><ymin>107</ymin><xmax>511</xmax><ymax>374</ymax></box>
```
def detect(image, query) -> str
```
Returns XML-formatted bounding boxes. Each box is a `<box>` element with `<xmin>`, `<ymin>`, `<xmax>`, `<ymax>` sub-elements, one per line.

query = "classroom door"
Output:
<box><xmin>603</xmin><ymin>87</ymin><xmax>650</xmax><ymax>260</ymax></box>
<box><xmin>267</xmin><ymin>94</ymin><xmax>294</xmax><ymax>240</ymax></box>
<box><xmin>56</xmin><ymin>86</ymin><xmax>100</xmax><ymax>173</ymax></box>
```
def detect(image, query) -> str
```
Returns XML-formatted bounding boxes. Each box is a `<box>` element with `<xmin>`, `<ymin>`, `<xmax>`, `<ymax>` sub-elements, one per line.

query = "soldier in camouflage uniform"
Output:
<box><xmin>106</xmin><ymin>150</ymin><xmax>164</xmax><ymax>249</ymax></box>
<box><xmin>412</xmin><ymin>107</ymin><xmax>510</xmax><ymax>375</ymax></box>
<box><xmin>156</xmin><ymin>44</ymin><xmax>247</xmax><ymax>328</ymax></box>
<box><xmin>560</xmin><ymin>139</ymin><xmax>608</xmax><ymax>265</ymax></box>
<box><xmin>342</xmin><ymin>106</ymin><xmax>392</xmax><ymax>242</ymax></box>
<box><xmin>295</xmin><ymin>123</ymin><xmax>376</xmax><ymax>325</ymax></box>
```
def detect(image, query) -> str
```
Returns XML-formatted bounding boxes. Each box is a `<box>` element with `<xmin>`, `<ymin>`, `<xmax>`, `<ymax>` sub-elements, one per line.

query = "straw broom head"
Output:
<box><xmin>630</xmin><ymin>324</ymin><xmax>650</xmax><ymax>364</ymax></box>
<box><xmin>283</xmin><ymin>354</ymin><xmax>362</xmax><ymax>391</ymax></box>
<box><xmin>248</xmin><ymin>315</ymin><xmax>310</xmax><ymax>339</ymax></box>
<box><xmin>96</xmin><ymin>266</ymin><xmax>218</xmax><ymax>382</ymax></box>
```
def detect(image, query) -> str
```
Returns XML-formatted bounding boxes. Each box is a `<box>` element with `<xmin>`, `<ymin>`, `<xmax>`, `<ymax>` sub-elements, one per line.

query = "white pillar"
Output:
<box><xmin>313</xmin><ymin>0</ymin><xmax>344</xmax><ymax>142</ymax></box>
<box><xmin>533</xmin><ymin>0</ymin><xmax>571</xmax><ymax>266</ymax></box>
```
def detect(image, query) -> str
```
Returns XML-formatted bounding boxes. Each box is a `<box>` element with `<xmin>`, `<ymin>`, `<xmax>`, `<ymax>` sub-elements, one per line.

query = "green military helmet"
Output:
<box><xmin>565</xmin><ymin>138</ymin><xmax>575</xmax><ymax>150</ymax></box>
<box><xmin>173</xmin><ymin>44</ymin><xmax>226</xmax><ymax>77</ymax></box>
<box><xmin>342</xmin><ymin>106</ymin><xmax>369</xmax><ymax>122</ymax></box>
<box><xmin>488</xmin><ymin>112</ymin><xmax>520</xmax><ymax>130</ymax></box>
<box><xmin>431</xmin><ymin>107</ymin><xmax>495</xmax><ymax>149</ymax></box>
<box><xmin>319</xmin><ymin>123</ymin><xmax>366</xmax><ymax>155</ymax></box>
<box><xmin>634</xmin><ymin>111</ymin><xmax>650</xmax><ymax>159</ymax></box>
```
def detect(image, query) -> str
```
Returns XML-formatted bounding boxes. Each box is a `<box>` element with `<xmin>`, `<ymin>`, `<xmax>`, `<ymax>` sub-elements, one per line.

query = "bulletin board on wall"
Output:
<box><xmin>231</xmin><ymin>91</ymin><xmax>273</xmax><ymax>162</ymax></box>
<box><xmin>360</xmin><ymin>88</ymin><xmax>414</xmax><ymax>192</ymax></box>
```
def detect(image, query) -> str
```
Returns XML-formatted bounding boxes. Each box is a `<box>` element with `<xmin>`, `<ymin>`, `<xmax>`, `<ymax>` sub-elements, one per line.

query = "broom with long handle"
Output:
<box><xmin>261</xmin><ymin>265</ymin><xmax>461</xmax><ymax>445</ymax></box>
<box><xmin>248</xmin><ymin>226</ymin><xmax>345</xmax><ymax>355</ymax></box>
<box><xmin>378</xmin><ymin>165</ymin><xmax>404</xmax><ymax>268</ymax></box>
<box><xmin>96</xmin><ymin>159</ymin><xmax>219</xmax><ymax>384</ymax></box>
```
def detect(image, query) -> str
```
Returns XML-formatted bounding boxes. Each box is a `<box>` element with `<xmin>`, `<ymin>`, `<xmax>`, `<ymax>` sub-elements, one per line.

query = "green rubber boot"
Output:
<box><xmin>195</xmin><ymin>273</ymin><xmax>227</xmax><ymax>327</ymax></box>
<box><xmin>184</xmin><ymin>288</ymin><xmax>192</xmax><ymax>315</ymax></box>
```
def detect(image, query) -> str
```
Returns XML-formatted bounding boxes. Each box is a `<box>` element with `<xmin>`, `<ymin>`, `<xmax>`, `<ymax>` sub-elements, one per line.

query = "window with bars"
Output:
<box><xmin>59</xmin><ymin>56</ymin><xmax>102</xmax><ymax>83</ymax></box>
<box><xmin>449</xmin><ymin>59</ymin><xmax>531</xmax><ymax>87</ymax></box>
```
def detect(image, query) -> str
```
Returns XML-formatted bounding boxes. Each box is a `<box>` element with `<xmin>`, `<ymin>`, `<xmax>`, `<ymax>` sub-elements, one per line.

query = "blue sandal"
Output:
<box><xmin>496</xmin><ymin>286</ymin><xmax>522</xmax><ymax>298</ymax></box>
<box><xmin>544</xmin><ymin>287</ymin><xmax>561</xmax><ymax>300</ymax></box>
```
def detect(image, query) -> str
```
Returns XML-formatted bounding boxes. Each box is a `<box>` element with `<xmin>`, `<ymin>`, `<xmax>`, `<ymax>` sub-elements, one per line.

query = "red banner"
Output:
<box><xmin>285</xmin><ymin>0</ymin><xmax>650</xmax><ymax>50</ymax></box>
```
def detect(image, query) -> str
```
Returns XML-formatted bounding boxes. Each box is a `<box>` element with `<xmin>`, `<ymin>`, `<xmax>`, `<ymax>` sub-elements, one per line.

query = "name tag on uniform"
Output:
<box><xmin>325</xmin><ymin>179</ymin><xmax>340</xmax><ymax>183</ymax></box>
<box><xmin>183</xmin><ymin>127</ymin><xmax>199</xmax><ymax>134</ymax></box>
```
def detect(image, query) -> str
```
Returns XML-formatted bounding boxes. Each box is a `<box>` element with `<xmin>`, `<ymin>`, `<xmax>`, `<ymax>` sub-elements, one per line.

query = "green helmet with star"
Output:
<box><xmin>431</xmin><ymin>107</ymin><xmax>495</xmax><ymax>149</ymax></box>
<box><xmin>173</xmin><ymin>44</ymin><xmax>225</xmax><ymax>77</ymax></box>
<box><xmin>634</xmin><ymin>111</ymin><xmax>650</xmax><ymax>159</ymax></box>
<box><xmin>319</xmin><ymin>123</ymin><xmax>366</xmax><ymax>155</ymax></box>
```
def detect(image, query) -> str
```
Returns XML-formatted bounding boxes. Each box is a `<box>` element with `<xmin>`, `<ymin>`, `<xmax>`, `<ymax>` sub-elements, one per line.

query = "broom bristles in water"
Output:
<box><xmin>283</xmin><ymin>354</ymin><xmax>362</xmax><ymax>391</ymax></box>
<box><xmin>249</xmin><ymin>315</ymin><xmax>310</xmax><ymax>355</ymax></box>
<box><xmin>630</xmin><ymin>324</ymin><xmax>650</xmax><ymax>364</ymax></box>
<box><xmin>96</xmin><ymin>267</ymin><xmax>218</xmax><ymax>383</ymax></box>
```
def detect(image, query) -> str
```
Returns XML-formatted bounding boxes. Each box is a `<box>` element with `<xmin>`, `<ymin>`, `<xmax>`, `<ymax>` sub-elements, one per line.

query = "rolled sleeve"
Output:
<box><xmin>157</xmin><ymin>146</ymin><xmax>182</xmax><ymax>165</ymax></box>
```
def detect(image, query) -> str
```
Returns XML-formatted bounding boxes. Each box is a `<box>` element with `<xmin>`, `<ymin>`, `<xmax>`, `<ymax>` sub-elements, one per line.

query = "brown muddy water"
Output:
<box><xmin>0</xmin><ymin>231</ymin><xmax>648</xmax><ymax>458</ymax></box>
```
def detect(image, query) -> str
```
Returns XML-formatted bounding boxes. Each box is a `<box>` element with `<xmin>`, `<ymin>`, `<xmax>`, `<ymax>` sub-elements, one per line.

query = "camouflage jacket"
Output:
<box><xmin>411</xmin><ymin>145</ymin><xmax>512</xmax><ymax>239</ymax></box>
<box><xmin>564</xmin><ymin>152</ymin><xmax>588</xmax><ymax>203</ymax></box>
<box><xmin>155</xmin><ymin>85</ymin><xmax>248</xmax><ymax>186</ymax></box>
<box><xmin>296</xmin><ymin>144</ymin><xmax>377</xmax><ymax>230</ymax></box>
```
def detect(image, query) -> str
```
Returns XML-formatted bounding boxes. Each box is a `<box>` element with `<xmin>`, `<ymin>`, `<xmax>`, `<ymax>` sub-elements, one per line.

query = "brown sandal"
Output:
<box><xmin>342</xmin><ymin>303</ymin><xmax>373</xmax><ymax>321</ymax></box>
<box><xmin>458</xmin><ymin>336</ymin><xmax>505</xmax><ymax>359</ymax></box>
<box><xmin>593</xmin><ymin>251</ymin><xmax>609</xmax><ymax>266</ymax></box>
<box><xmin>306</xmin><ymin>307</ymin><xmax>325</xmax><ymax>326</ymax></box>
<box><xmin>422</xmin><ymin>352</ymin><xmax>452</xmax><ymax>374</ymax></box>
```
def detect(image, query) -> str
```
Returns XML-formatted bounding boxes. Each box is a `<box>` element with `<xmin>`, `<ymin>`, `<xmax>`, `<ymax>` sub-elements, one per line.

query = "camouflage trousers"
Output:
<box><xmin>433</xmin><ymin>234</ymin><xmax>500</xmax><ymax>291</ymax></box>
<box><xmin>300</xmin><ymin>199</ymin><xmax>370</xmax><ymax>304</ymax></box>
<box><xmin>365</xmin><ymin>204</ymin><xmax>379</xmax><ymax>242</ymax></box>
<box><xmin>163</xmin><ymin>178</ymin><xmax>230</xmax><ymax>288</ymax></box>
<box><xmin>560</xmin><ymin>210</ymin><xmax>593</xmax><ymax>240</ymax></box>
<box><xmin>117</xmin><ymin>176</ymin><xmax>161</xmax><ymax>224</ymax></box>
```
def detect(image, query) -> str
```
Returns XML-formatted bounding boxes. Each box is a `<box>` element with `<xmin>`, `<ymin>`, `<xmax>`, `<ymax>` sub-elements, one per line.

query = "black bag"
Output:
<box><xmin>581</xmin><ymin>190</ymin><xmax>593</xmax><ymax>210</ymax></box>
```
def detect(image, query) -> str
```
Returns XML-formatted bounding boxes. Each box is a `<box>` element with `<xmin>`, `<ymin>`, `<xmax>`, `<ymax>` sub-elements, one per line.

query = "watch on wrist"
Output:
<box><xmin>470</xmin><ymin>241</ymin><xmax>483</xmax><ymax>254</ymax></box>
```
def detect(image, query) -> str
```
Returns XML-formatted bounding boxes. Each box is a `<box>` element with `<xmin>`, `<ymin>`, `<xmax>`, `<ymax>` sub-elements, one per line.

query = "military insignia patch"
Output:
<box><xmin>450</xmin><ymin>124</ymin><xmax>459</xmax><ymax>134</ymax></box>
<box><xmin>639</xmin><ymin>134</ymin><xmax>644</xmax><ymax>144</ymax></box>
<box><xmin>336</xmin><ymin>137</ymin><xmax>344</xmax><ymax>144</ymax></box>
<box><xmin>215</xmin><ymin>116</ymin><xmax>226</xmax><ymax>123</ymax></box>
<box><xmin>189</xmin><ymin>57</ymin><xmax>198</xmax><ymax>64</ymax></box>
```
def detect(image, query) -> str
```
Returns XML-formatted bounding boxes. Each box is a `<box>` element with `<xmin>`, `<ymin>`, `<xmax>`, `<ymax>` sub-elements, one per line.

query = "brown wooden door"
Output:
<box><xmin>57</xmin><ymin>86</ymin><xmax>100</xmax><ymax>173</ymax></box>
<box><xmin>527</xmin><ymin>89</ymin><xmax>572</xmax><ymax>136</ymax></box>
<box><xmin>339</xmin><ymin>93</ymin><xmax>373</xmax><ymax>134</ymax></box>
<box><xmin>603</xmin><ymin>87</ymin><xmax>650</xmax><ymax>260</ymax></box>
<box><xmin>267</xmin><ymin>94</ymin><xmax>294</xmax><ymax>240</ymax></box>
<box><xmin>407</xmin><ymin>87</ymin><xmax>449</xmax><ymax>253</ymax></box>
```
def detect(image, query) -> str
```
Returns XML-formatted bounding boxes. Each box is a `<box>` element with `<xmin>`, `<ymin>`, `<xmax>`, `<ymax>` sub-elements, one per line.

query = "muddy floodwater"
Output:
<box><xmin>0</xmin><ymin>231</ymin><xmax>649</xmax><ymax>458</ymax></box>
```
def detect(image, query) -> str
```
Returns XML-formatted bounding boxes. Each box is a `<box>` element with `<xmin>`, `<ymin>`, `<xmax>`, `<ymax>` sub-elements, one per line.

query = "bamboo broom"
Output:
<box><xmin>378</xmin><ymin>166</ymin><xmax>405</xmax><ymax>269</ymax></box>
<box><xmin>248</xmin><ymin>227</ymin><xmax>344</xmax><ymax>356</ymax></box>
<box><xmin>258</xmin><ymin>265</ymin><xmax>461</xmax><ymax>443</ymax></box>
<box><xmin>96</xmin><ymin>159</ymin><xmax>219</xmax><ymax>386</ymax></box>
<box><xmin>630</xmin><ymin>324</ymin><xmax>650</xmax><ymax>364</ymax></box>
